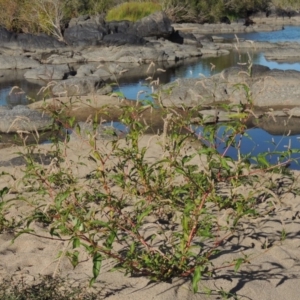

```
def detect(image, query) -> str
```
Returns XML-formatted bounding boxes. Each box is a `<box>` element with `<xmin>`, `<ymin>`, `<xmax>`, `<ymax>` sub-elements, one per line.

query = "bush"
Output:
<box><xmin>0</xmin><ymin>0</ymin><xmax>36</xmax><ymax>32</ymax></box>
<box><xmin>106</xmin><ymin>1</ymin><xmax>162</xmax><ymax>22</ymax></box>
<box><xmin>1</xmin><ymin>63</ymin><xmax>299</xmax><ymax>295</ymax></box>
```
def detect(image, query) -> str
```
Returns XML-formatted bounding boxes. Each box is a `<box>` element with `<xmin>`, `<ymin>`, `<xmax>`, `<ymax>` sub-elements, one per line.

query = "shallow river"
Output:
<box><xmin>114</xmin><ymin>26</ymin><xmax>300</xmax><ymax>169</ymax></box>
<box><xmin>2</xmin><ymin>26</ymin><xmax>300</xmax><ymax>169</ymax></box>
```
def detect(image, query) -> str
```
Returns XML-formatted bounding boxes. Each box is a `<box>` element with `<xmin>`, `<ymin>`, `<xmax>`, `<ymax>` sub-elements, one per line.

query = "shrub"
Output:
<box><xmin>1</xmin><ymin>68</ymin><xmax>299</xmax><ymax>295</ymax></box>
<box><xmin>106</xmin><ymin>1</ymin><xmax>162</xmax><ymax>22</ymax></box>
<box><xmin>0</xmin><ymin>0</ymin><xmax>36</xmax><ymax>32</ymax></box>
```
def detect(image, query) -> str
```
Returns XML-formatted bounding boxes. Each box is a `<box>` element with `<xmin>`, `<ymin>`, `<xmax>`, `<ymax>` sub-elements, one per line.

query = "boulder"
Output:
<box><xmin>0</xmin><ymin>105</ymin><xmax>52</xmax><ymax>133</ymax></box>
<box><xmin>75</xmin><ymin>64</ymin><xmax>97</xmax><ymax>77</ymax></box>
<box><xmin>168</xmin><ymin>30</ymin><xmax>202</xmax><ymax>46</ymax></box>
<box><xmin>160</xmin><ymin>76</ymin><xmax>228</xmax><ymax>107</ymax></box>
<box><xmin>24</xmin><ymin>64</ymin><xmax>71</xmax><ymax>80</ymax></box>
<box><xmin>106</xmin><ymin>20</ymin><xmax>132</xmax><ymax>34</ymax></box>
<box><xmin>0</xmin><ymin>30</ymin><xmax>65</xmax><ymax>50</ymax></box>
<box><xmin>130</xmin><ymin>11</ymin><xmax>173</xmax><ymax>38</ymax></box>
<box><xmin>51</xmin><ymin>77</ymin><xmax>105</xmax><ymax>96</ymax></box>
<box><xmin>0</xmin><ymin>55</ymin><xmax>40</xmax><ymax>69</ymax></box>
<box><xmin>0</xmin><ymin>27</ymin><xmax>12</xmax><ymax>43</ymax></box>
<box><xmin>64</xmin><ymin>23</ymin><xmax>107</xmax><ymax>46</ymax></box>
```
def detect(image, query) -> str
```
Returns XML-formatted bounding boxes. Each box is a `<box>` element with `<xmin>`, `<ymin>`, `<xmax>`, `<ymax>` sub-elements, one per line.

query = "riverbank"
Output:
<box><xmin>2</xmin><ymin>11</ymin><xmax>300</xmax><ymax>300</ymax></box>
<box><xmin>2</xmin><ymin>12</ymin><xmax>300</xmax><ymax>102</ymax></box>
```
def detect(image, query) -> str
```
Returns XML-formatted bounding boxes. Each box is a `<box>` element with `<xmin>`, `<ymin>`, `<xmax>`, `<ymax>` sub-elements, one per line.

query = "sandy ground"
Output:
<box><xmin>0</xmin><ymin>132</ymin><xmax>300</xmax><ymax>300</ymax></box>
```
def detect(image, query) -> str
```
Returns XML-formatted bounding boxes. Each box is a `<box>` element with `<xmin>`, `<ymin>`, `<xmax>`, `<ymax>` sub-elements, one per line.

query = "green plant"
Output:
<box><xmin>106</xmin><ymin>1</ymin><xmax>162</xmax><ymax>22</ymax></box>
<box><xmin>1</xmin><ymin>53</ymin><xmax>300</xmax><ymax>297</ymax></box>
<box><xmin>1</xmin><ymin>88</ymin><xmax>296</xmax><ymax>296</ymax></box>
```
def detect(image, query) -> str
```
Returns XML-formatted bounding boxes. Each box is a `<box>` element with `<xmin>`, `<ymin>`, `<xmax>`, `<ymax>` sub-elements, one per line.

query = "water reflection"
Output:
<box><xmin>0</xmin><ymin>70</ymin><xmax>44</xmax><ymax>106</ymax></box>
<box><xmin>220</xmin><ymin>25</ymin><xmax>300</xmax><ymax>43</ymax></box>
<box><xmin>194</xmin><ymin>125</ymin><xmax>300</xmax><ymax>170</ymax></box>
<box><xmin>114</xmin><ymin>49</ymin><xmax>300</xmax><ymax>100</ymax></box>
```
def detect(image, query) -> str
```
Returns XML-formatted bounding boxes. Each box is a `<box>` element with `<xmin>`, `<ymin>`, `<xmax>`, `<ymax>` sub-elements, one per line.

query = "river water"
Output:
<box><xmin>2</xmin><ymin>26</ymin><xmax>300</xmax><ymax>168</ymax></box>
<box><xmin>113</xmin><ymin>26</ymin><xmax>300</xmax><ymax>169</ymax></box>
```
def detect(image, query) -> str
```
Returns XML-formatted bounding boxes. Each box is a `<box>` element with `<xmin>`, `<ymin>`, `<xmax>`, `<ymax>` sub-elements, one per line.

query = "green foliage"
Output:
<box><xmin>272</xmin><ymin>0</ymin><xmax>300</xmax><ymax>10</ymax></box>
<box><xmin>62</xmin><ymin>0</ymin><xmax>117</xmax><ymax>18</ymax></box>
<box><xmin>106</xmin><ymin>1</ymin><xmax>162</xmax><ymax>22</ymax></box>
<box><xmin>0</xmin><ymin>87</ymin><xmax>297</xmax><ymax>295</ymax></box>
<box><xmin>0</xmin><ymin>56</ymin><xmax>299</xmax><ymax>296</ymax></box>
<box><xmin>162</xmin><ymin>0</ymin><xmax>271</xmax><ymax>23</ymax></box>
<box><xmin>0</xmin><ymin>0</ymin><xmax>299</xmax><ymax>35</ymax></box>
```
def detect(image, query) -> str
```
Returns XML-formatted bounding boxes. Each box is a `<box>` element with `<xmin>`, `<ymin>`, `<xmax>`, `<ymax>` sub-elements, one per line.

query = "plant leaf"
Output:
<box><xmin>192</xmin><ymin>266</ymin><xmax>202</xmax><ymax>293</ymax></box>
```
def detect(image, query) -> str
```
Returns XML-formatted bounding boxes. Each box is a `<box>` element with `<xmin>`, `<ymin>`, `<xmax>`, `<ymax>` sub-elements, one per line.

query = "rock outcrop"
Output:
<box><xmin>160</xmin><ymin>64</ymin><xmax>300</xmax><ymax>108</ymax></box>
<box><xmin>64</xmin><ymin>23</ymin><xmax>108</xmax><ymax>46</ymax></box>
<box><xmin>129</xmin><ymin>11</ymin><xmax>173</xmax><ymax>38</ymax></box>
<box><xmin>0</xmin><ymin>27</ymin><xmax>65</xmax><ymax>50</ymax></box>
<box><xmin>64</xmin><ymin>11</ymin><xmax>173</xmax><ymax>47</ymax></box>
